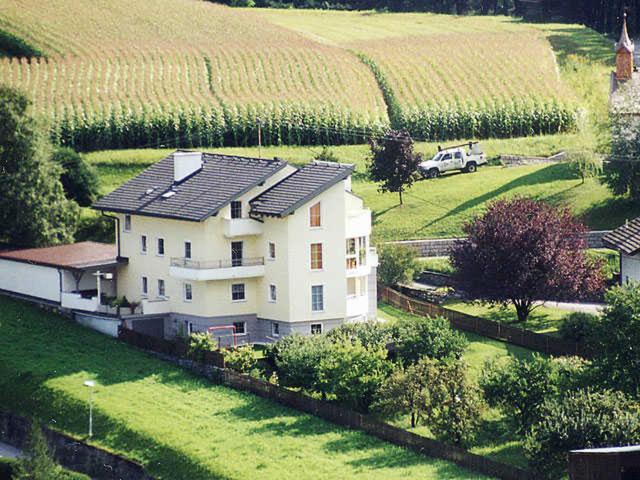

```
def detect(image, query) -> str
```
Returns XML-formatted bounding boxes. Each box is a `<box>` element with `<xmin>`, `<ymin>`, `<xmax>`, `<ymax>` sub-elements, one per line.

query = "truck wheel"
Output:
<box><xmin>465</xmin><ymin>162</ymin><xmax>477</xmax><ymax>173</ymax></box>
<box><xmin>428</xmin><ymin>168</ymin><xmax>440</xmax><ymax>179</ymax></box>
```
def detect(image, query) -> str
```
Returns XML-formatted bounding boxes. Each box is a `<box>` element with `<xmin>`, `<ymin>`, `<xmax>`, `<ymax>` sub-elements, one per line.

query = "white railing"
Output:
<box><xmin>346</xmin><ymin>209</ymin><xmax>372</xmax><ymax>238</ymax></box>
<box><xmin>61</xmin><ymin>292</ymin><xmax>99</xmax><ymax>311</ymax></box>
<box><xmin>346</xmin><ymin>294</ymin><xmax>369</xmax><ymax>317</ymax></box>
<box><xmin>142</xmin><ymin>298</ymin><xmax>171</xmax><ymax>315</ymax></box>
<box><xmin>223</xmin><ymin>217</ymin><xmax>263</xmax><ymax>237</ymax></box>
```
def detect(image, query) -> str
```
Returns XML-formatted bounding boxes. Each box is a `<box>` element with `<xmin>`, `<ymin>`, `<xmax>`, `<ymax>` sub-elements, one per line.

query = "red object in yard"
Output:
<box><xmin>207</xmin><ymin>325</ymin><xmax>237</xmax><ymax>349</ymax></box>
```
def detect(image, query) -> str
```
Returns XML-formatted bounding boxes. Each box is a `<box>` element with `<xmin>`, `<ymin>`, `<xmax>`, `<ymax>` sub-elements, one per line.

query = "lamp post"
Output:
<box><xmin>83</xmin><ymin>380</ymin><xmax>95</xmax><ymax>437</ymax></box>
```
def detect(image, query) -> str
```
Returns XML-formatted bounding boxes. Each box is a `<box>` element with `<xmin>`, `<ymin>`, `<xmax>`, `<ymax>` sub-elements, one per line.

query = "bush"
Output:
<box><xmin>378</xmin><ymin>244</ymin><xmax>420</xmax><ymax>287</ymax></box>
<box><xmin>525</xmin><ymin>390</ymin><xmax>640</xmax><ymax>479</ymax></box>
<box><xmin>326</xmin><ymin>321</ymin><xmax>391</xmax><ymax>349</ymax></box>
<box><xmin>270</xmin><ymin>334</ymin><xmax>331</xmax><ymax>393</ymax></box>
<box><xmin>51</xmin><ymin>147</ymin><xmax>99</xmax><ymax>206</ymax></box>
<box><xmin>558</xmin><ymin>312</ymin><xmax>599</xmax><ymax>344</ymax></box>
<box><xmin>222</xmin><ymin>346</ymin><xmax>257</xmax><ymax>373</ymax></box>
<box><xmin>313</xmin><ymin>146</ymin><xmax>340</xmax><ymax>163</ymax></box>
<box><xmin>187</xmin><ymin>332</ymin><xmax>217</xmax><ymax>363</ymax></box>
<box><xmin>75</xmin><ymin>214</ymin><xmax>115</xmax><ymax>243</ymax></box>
<box><xmin>390</xmin><ymin>315</ymin><xmax>467</xmax><ymax>364</ymax></box>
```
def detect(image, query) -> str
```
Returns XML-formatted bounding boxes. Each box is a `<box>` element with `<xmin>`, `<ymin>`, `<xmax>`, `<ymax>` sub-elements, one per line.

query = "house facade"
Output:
<box><xmin>603</xmin><ymin>218</ymin><xmax>640</xmax><ymax>284</ymax></box>
<box><xmin>93</xmin><ymin>151</ymin><xmax>377</xmax><ymax>343</ymax></box>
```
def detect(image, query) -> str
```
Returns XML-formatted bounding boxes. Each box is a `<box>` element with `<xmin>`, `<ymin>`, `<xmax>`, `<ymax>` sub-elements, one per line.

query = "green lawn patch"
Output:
<box><xmin>417</xmin><ymin>257</ymin><xmax>454</xmax><ymax>275</ymax></box>
<box><xmin>0</xmin><ymin>295</ymin><xmax>491</xmax><ymax>480</ymax></box>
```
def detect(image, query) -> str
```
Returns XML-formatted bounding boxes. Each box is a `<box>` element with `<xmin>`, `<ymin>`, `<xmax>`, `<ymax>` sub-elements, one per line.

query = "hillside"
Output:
<box><xmin>0</xmin><ymin>1</ymin><xmax>589</xmax><ymax>151</ymax></box>
<box><xmin>0</xmin><ymin>295</ymin><xmax>491</xmax><ymax>479</ymax></box>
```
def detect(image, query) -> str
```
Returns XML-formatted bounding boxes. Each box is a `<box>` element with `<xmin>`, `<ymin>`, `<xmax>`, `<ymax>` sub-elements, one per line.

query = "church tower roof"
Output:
<box><xmin>616</xmin><ymin>13</ymin><xmax>635</xmax><ymax>53</ymax></box>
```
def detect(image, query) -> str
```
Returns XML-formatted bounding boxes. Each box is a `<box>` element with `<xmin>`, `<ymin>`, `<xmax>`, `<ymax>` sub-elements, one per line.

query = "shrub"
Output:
<box><xmin>524</xmin><ymin>390</ymin><xmax>640</xmax><ymax>479</ymax></box>
<box><xmin>390</xmin><ymin>315</ymin><xmax>467</xmax><ymax>364</ymax></box>
<box><xmin>51</xmin><ymin>147</ymin><xmax>99</xmax><ymax>206</ymax></box>
<box><xmin>222</xmin><ymin>346</ymin><xmax>257</xmax><ymax>373</ymax></box>
<box><xmin>270</xmin><ymin>334</ymin><xmax>331</xmax><ymax>393</ymax></box>
<box><xmin>378</xmin><ymin>244</ymin><xmax>420</xmax><ymax>287</ymax></box>
<box><xmin>313</xmin><ymin>146</ymin><xmax>340</xmax><ymax>163</ymax></box>
<box><xmin>75</xmin><ymin>214</ymin><xmax>115</xmax><ymax>243</ymax></box>
<box><xmin>326</xmin><ymin>321</ymin><xmax>392</xmax><ymax>349</ymax></box>
<box><xmin>187</xmin><ymin>332</ymin><xmax>217</xmax><ymax>363</ymax></box>
<box><xmin>558</xmin><ymin>312</ymin><xmax>599</xmax><ymax>344</ymax></box>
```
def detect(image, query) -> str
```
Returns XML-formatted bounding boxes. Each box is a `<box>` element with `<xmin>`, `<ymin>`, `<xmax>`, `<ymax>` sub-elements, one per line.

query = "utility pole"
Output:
<box><xmin>257</xmin><ymin>117</ymin><xmax>262</xmax><ymax>159</ymax></box>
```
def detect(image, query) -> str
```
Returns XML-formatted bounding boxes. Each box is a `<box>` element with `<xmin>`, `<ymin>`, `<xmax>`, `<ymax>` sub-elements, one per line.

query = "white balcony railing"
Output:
<box><xmin>61</xmin><ymin>292</ymin><xmax>99</xmax><ymax>312</ymax></box>
<box><xmin>141</xmin><ymin>298</ymin><xmax>171</xmax><ymax>315</ymax></box>
<box><xmin>346</xmin><ymin>209</ymin><xmax>372</xmax><ymax>238</ymax></box>
<box><xmin>346</xmin><ymin>248</ymin><xmax>378</xmax><ymax>277</ymax></box>
<box><xmin>346</xmin><ymin>295</ymin><xmax>369</xmax><ymax>317</ymax></box>
<box><xmin>169</xmin><ymin>256</ymin><xmax>265</xmax><ymax>281</ymax></box>
<box><xmin>223</xmin><ymin>218</ymin><xmax>263</xmax><ymax>238</ymax></box>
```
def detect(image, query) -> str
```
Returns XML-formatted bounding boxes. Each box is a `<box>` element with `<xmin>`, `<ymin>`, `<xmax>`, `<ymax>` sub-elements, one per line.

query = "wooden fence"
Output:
<box><xmin>381</xmin><ymin>286</ymin><xmax>591</xmax><ymax>358</ymax></box>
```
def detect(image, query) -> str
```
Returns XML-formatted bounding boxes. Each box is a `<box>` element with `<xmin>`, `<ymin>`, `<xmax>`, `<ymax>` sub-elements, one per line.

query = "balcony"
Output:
<box><xmin>141</xmin><ymin>298</ymin><xmax>171</xmax><ymax>315</ymax></box>
<box><xmin>346</xmin><ymin>295</ymin><xmax>369</xmax><ymax>317</ymax></box>
<box><xmin>223</xmin><ymin>218</ymin><xmax>263</xmax><ymax>238</ymax></box>
<box><xmin>61</xmin><ymin>292</ymin><xmax>99</xmax><ymax>312</ymax></box>
<box><xmin>346</xmin><ymin>209</ymin><xmax>372</xmax><ymax>238</ymax></box>
<box><xmin>346</xmin><ymin>248</ymin><xmax>379</xmax><ymax>278</ymax></box>
<box><xmin>169</xmin><ymin>257</ymin><xmax>265</xmax><ymax>281</ymax></box>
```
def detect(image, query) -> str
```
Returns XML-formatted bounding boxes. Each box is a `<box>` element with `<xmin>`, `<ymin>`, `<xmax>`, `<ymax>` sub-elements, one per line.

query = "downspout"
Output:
<box><xmin>58</xmin><ymin>268</ymin><xmax>63</xmax><ymax>305</ymax></box>
<box><xmin>101</xmin><ymin>212</ymin><xmax>121</xmax><ymax>258</ymax></box>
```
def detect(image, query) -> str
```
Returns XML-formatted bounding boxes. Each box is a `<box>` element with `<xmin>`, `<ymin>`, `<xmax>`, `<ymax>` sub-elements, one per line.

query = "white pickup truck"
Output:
<box><xmin>419</xmin><ymin>142</ymin><xmax>486</xmax><ymax>179</ymax></box>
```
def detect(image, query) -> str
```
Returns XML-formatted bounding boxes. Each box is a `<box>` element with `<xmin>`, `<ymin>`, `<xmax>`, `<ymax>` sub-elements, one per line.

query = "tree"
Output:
<box><xmin>0</xmin><ymin>86</ymin><xmax>78</xmax><ymax>247</ymax></box>
<box><xmin>451</xmin><ymin>198</ymin><xmax>604</xmax><ymax>323</ymax></box>
<box><xmin>377</xmin><ymin>244</ymin><xmax>420</xmax><ymax>287</ymax></box>
<box><xmin>374</xmin><ymin>358</ymin><xmax>483</xmax><ymax>445</ymax></box>
<box><xmin>270</xmin><ymin>334</ymin><xmax>331</xmax><ymax>394</ymax></box>
<box><xmin>14</xmin><ymin>421</ymin><xmax>65</xmax><ymax>480</ymax></box>
<box><xmin>391</xmin><ymin>314</ymin><xmax>467</xmax><ymax>364</ymax></box>
<box><xmin>567</xmin><ymin>150</ymin><xmax>602</xmax><ymax>185</ymax></box>
<box><xmin>524</xmin><ymin>390</ymin><xmax>640</xmax><ymax>479</ymax></box>
<box><xmin>313</xmin><ymin>146</ymin><xmax>339</xmax><ymax>163</ymax></box>
<box><xmin>52</xmin><ymin>147</ymin><xmax>99</xmax><ymax>207</ymax></box>
<box><xmin>368</xmin><ymin>129</ymin><xmax>422</xmax><ymax>205</ymax></box>
<box><xmin>591</xmin><ymin>284</ymin><xmax>640</xmax><ymax>396</ymax></box>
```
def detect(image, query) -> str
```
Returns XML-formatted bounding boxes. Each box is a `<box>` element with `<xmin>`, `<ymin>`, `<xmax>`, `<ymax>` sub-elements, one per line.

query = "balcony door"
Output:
<box><xmin>231</xmin><ymin>241</ymin><xmax>243</xmax><ymax>267</ymax></box>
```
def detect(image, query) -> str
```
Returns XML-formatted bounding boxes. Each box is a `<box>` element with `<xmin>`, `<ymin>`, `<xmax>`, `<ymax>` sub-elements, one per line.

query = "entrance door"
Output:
<box><xmin>231</xmin><ymin>241</ymin><xmax>243</xmax><ymax>267</ymax></box>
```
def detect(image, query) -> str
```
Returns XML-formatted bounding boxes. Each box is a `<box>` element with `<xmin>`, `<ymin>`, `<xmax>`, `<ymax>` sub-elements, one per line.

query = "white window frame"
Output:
<box><xmin>272</xmin><ymin>322</ymin><xmax>280</xmax><ymax>337</ymax></box>
<box><xmin>268</xmin><ymin>242</ymin><xmax>276</xmax><ymax>261</ymax></box>
<box><xmin>183</xmin><ymin>283</ymin><xmax>193</xmax><ymax>302</ymax></box>
<box><xmin>269</xmin><ymin>284</ymin><xmax>277</xmax><ymax>303</ymax></box>
<box><xmin>231</xmin><ymin>283</ymin><xmax>246</xmax><ymax>302</ymax></box>
<box><xmin>309</xmin><ymin>202</ymin><xmax>322</xmax><ymax>229</ymax></box>
<box><xmin>311</xmin><ymin>323</ymin><xmax>323</xmax><ymax>335</ymax></box>
<box><xmin>123</xmin><ymin>214</ymin><xmax>131</xmax><ymax>232</ymax></box>
<box><xmin>157</xmin><ymin>279</ymin><xmax>166</xmax><ymax>298</ymax></box>
<box><xmin>141</xmin><ymin>235</ymin><xmax>147</xmax><ymax>254</ymax></box>
<box><xmin>230</xmin><ymin>200</ymin><xmax>242</xmax><ymax>219</ymax></box>
<box><xmin>310</xmin><ymin>242</ymin><xmax>323</xmax><ymax>271</ymax></box>
<box><xmin>311</xmin><ymin>284</ymin><xmax>324</xmax><ymax>313</ymax></box>
<box><xmin>141</xmin><ymin>276</ymin><xmax>148</xmax><ymax>297</ymax></box>
<box><xmin>157</xmin><ymin>237</ymin><xmax>165</xmax><ymax>257</ymax></box>
<box><xmin>184</xmin><ymin>240</ymin><xmax>192</xmax><ymax>259</ymax></box>
<box><xmin>233</xmin><ymin>321</ymin><xmax>246</xmax><ymax>335</ymax></box>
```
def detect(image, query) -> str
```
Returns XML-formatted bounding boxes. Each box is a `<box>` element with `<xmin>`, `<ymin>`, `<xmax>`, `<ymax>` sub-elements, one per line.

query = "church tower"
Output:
<box><xmin>616</xmin><ymin>13</ymin><xmax>635</xmax><ymax>82</ymax></box>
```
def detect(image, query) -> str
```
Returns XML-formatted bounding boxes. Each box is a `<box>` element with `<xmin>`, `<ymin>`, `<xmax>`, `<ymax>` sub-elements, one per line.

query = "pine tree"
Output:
<box><xmin>14</xmin><ymin>421</ymin><xmax>64</xmax><ymax>480</ymax></box>
<box><xmin>0</xmin><ymin>86</ymin><xmax>78</xmax><ymax>247</ymax></box>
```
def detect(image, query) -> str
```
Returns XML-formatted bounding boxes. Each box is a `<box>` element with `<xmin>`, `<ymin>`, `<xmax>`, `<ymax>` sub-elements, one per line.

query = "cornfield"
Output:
<box><xmin>0</xmin><ymin>2</ymin><xmax>577</xmax><ymax>150</ymax></box>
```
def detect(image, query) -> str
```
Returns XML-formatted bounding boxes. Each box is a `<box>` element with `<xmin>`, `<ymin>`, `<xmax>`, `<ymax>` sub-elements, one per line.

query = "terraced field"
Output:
<box><xmin>0</xmin><ymin>2</ymin><xmax>590</xmax><ymax>151</ymax></box>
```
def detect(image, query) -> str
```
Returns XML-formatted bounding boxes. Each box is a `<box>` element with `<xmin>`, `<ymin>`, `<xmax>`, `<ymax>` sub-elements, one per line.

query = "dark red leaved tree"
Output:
<box><xmin>451</xmin><ymin>198</ymin><xmax>604</xmax><ymax>323</ymax></box>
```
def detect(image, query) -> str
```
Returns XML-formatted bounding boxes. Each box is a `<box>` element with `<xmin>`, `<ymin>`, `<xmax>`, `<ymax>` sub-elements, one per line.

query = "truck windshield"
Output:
<box><xmin>432</xmin><ymin>153</ymin><xmax>443</xmax><ymax>162</ymax></box>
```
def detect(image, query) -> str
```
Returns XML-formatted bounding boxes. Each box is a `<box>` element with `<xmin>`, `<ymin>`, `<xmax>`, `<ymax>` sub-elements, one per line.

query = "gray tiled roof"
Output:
<box><xmin>603</xmin><ymin>217</ymin><xmax>640</xmax><ymax>254</ymax></box>
<box><xmin>250</xmin><ymin>161</ymin><xmax>353</xmax><ymax>217</ymax></box>
<box><xmin>93</xmin><ymin>152</ymin><xmax>287</xmax><ymax>221</ymax></box>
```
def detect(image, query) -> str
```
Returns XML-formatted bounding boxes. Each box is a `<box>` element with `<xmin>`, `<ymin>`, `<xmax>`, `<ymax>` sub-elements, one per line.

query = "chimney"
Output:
<box><xmin>173</xmin><ymin>151</ymin><xmax>203</xmax><ymax>183</ymax></box>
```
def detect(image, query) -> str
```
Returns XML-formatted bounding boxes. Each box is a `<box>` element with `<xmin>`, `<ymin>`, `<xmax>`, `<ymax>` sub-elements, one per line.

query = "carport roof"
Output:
<box><xmin>0</xmin><ymin>242</ymin><xmax>118</xmax><ymax>270</ymax></box>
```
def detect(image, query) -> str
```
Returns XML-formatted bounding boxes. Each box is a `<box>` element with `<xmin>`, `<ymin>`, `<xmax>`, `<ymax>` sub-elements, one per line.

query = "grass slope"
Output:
<box><xmin>83</xmin><ymin>136</ymin><xmax>640</xmax><ymax>241</ymax></box>
<box><xmin>0</xmin><ymin>295</ymin><xmax>491</xmax><ymax>480</ymax></box>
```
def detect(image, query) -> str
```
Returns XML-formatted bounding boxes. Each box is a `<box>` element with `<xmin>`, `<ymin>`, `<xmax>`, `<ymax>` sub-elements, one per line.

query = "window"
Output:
<box><xmin>186</xmin><ymin>321</ymin><xmax>194</xmax><ymax>335</ymax></box>
<box><xmin>124</xmin><ymin>215</ymin><xmax>131</xmax><ymax>232</ymax></box>
<box><xmin>269</xmin><ymin>284</ymin><xmax>277</xmax><ymax>302</ymax></box>
<box><xmin>233</xmin><ymin>321</ymin><xmax>246</xmax><ymax>335</ymax></box>
<box><xmin>310</xmin><ymin>243</ymin><xmax>323</xmax><ymax>270</ymax></box>
<box><xmin>268</xmin><ymin>242</ymin><xmax>276</xmax><ymax>260</ymax></box>
<box><xmin>311</xmin><ymin>323</ymin><xmax>322</xmax><ymax>335</ymax></box>
<box><xmin>272</xmin><ymin>322</ymin><xmax>280</xmax><ymax>337</ymax></box>
<box><xmin>231</xmin><ymin>201</ymin><xmax>242</xmax><ymax>219</ymax></box>
<box><xmin>142</xmin><ymin>276</ymin><xmax>148</xmax><ymax>296</ymax></box>
<box><xmin>184</xmin><ymin>283</ymin><xmax>193</xmax><ymax>302</ymax></box>
<box><xmin>157</xmin><ymin>279</ymin><xmax>165</xmax><ymax>297</ymax></box>
<box><xmin>141</xmin><ymin>235</ymin><xmax>147</xmax><ymax>254</ymax></box>
<box><xmin>454</xmin><ymin>152</ymin><xmax>463</xmax><ymax>160</ymax></box>
<box><xmin>309</xmin><ymin>202</ymin><xmax>321</xmax><ymax>227</ymax></box>
<box><xmin>231</xmin><ymin>241</ymin><xmax>243</xmax><ymax>267</ymax></box>
<box><xmin>232</xmin><ymin>283</ymin><xmax>245</xmax><ymax>301</ymax></box>
<box><xmin>157</xmin><ymin>238</ymin><xmax>165</xmax><ymax>256</ymax></box>
<box><xmin>311</xmin><ymin>285</ymin><xmax>324</xmax><ymax>312</ymax></box>
<box><xmin>346</xmin><ymin>238</ymin><xmax>357</xmax><ymax>269</ymax></box>
<box><xmin>347</xmin><ymin>277</ymin><xmax>356</xmax><ymax>297</ymax></box>
<box><xmin>441</xmin><ymin>153</ymin><xmax>452</xmax><ymax>161</ymax></box>
<box><xmin>358</xmin><ymin>236</ymin><xmax>367</xmax><ymax>266</ymax></box>
<box><xmin>184</xmin><ymin>241</ymin><xmax>192</xmax><ymax>259</ymax></box>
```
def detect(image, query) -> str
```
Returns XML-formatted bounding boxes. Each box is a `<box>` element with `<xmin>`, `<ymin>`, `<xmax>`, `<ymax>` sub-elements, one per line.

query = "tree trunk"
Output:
<box><xmin>513</xmin><ymin>300</ymin><xmax>531</xmax><ymax>323</ymax></box>
<box><xmin>399</xmin><ymin>189</ymin><xmax>403</xmax><ymax>205</ymax></box>
<box><xmin>411</xmin><ymin>411</ymin><xmax>416</xmax><ymax>428</ymax></box>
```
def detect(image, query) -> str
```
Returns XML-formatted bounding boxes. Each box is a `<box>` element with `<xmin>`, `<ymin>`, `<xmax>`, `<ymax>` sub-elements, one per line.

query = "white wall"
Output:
<box><xmin>622</xmin><ymin>253</ymin><xmax>640</xmax><ymax>283</ymax></box>
<box><xmin>0</xmin><ymin>259</ymin><xmax>60</xmax><ymax>302</ymax></box>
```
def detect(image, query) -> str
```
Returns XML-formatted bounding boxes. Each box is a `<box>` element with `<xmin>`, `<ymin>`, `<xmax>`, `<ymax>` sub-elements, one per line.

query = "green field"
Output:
<box><xmin>0</xmin><ymin>1</ymin><xmax>608</xmax><ymax>150</ymax></box>
<box><xmin>83</xmin><ymin>135</ymin><xmax>640</xmax><ymax>241</ymax></box>
<box><xmin>0</xmin><ymin>295</ymin><xmax>492</xmax><ymax>480</ymax></box>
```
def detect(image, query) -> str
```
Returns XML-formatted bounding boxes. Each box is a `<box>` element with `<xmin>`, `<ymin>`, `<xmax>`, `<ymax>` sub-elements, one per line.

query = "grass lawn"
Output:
<box><xmin>417</xmin><ymin>257</ymin><xmax>455</xmax><ymax>275</ymax></box>
<box><xmin>377</xmin><ymin>304</ymin><xmax>537</xmax><ymax>468</ymax></box>
<box><xmin>443</xmin><ymin>300</ymin><xmax>570</xmax><ymax>335</ymax></box>
<box><xmin>84</xmin><ymin>135</ymin><xmax>639</xmax><ymax>242</ymax></box>
<box><xmin>0</xmin><ymin>295</ymin><xmax>492</xmax><ymax>480</ymax></box>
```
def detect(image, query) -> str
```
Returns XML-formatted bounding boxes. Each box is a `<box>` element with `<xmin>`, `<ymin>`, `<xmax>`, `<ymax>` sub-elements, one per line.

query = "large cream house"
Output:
<box><xmin>93</xmin><ymin>150</ymin><xmax>377</xmax><ymax>343</ymax></box>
